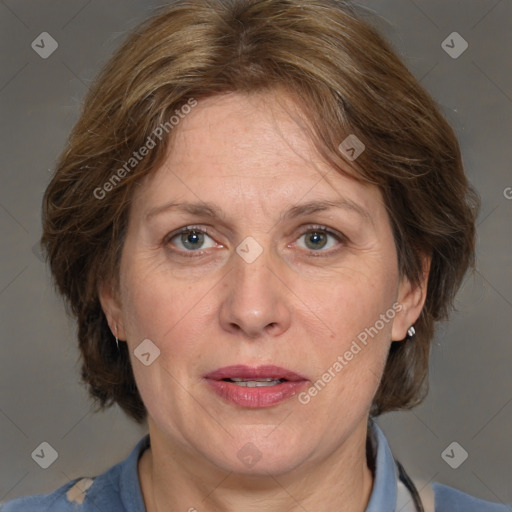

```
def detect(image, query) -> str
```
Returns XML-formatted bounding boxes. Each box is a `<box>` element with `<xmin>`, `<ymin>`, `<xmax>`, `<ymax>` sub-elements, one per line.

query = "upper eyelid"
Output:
<box><xmin>164</xmin><ymin>225</ymin><xmax>215</xmax><ymax>245</ymax></box>
<box><xmin>296</xmin><ymin>225</ymin><xmax>345</xmax><ymax>239</ymax></box>
<box><xmin>167</xmin><ymin>224</ymin><xmax>341</xmax><ymax>238</ymax></box>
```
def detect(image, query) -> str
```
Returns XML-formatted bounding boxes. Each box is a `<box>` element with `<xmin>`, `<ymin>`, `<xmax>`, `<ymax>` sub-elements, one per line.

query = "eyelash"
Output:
<box><xmin>164</xmin><ymin>224</ymin><xmax>346</xmax><ymax>258</ymax></box>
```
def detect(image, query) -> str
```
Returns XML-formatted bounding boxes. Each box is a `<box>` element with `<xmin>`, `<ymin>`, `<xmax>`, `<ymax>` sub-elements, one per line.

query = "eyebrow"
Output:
<box><xmin>282</xmin><ymin>198</ymin><xmax>371</xmax><ymax>223</ymax></box>
<box><xmin>145</xmin><ymin>197</ymin><xmax>371</xmax><ymax>224</ymax></box>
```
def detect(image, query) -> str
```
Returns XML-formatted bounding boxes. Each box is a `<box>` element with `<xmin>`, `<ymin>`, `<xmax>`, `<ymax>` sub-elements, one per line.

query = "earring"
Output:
<box><xmin>407</xmin><ymin>325</ymin><xmax>416</xmax><ymax>339</ymax></box>
<box><xmin>115</xmin><ymin>324</ymin><xmax>120</xmax><ymax>351</ymax></box>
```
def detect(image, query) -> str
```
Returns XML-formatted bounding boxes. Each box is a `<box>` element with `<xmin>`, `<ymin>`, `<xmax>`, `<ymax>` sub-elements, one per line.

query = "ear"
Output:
<box><xmin>391</xmin><ymin>254</ymin><xmax>431</xmax><ymax>341</ymax></box>
<box><xmin>98</xmin><ymin>280</ymin><xmax>127</xmax><ymax>340</ymax></box>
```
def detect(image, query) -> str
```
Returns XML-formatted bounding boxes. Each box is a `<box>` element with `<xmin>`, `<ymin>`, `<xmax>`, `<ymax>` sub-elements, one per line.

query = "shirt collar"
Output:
<box><xmin>118</xmin><ymin>433</ymin><xmax>149</xmax><ymax>511</ymax></box>
<box><xmin>365</xmin><ymin>420</ymin><xmax>399</xmax><ymax>511</ymax></box>
<box><xmin>120</xmin><ymin>421</ymin><xmax>398</xmax><ymax>512</ymax></box>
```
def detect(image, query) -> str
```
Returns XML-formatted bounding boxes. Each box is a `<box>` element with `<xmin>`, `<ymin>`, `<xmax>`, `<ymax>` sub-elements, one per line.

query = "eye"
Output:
<box><xmin>295</xmin><ymin>226</ymin><xmax>344</xmax><ymax>252</ymax></box>
<box><xmin>166</xmin><ymin>227</ymin><xmax>217</xmax><ymax>252</ymax></box>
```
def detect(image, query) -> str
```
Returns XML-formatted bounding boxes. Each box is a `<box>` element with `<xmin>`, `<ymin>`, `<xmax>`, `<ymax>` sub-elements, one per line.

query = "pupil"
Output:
<box><xmin>306</xmin><ymin>231</ymin><xmax>327</xmax><ymax>250</ymax></box>
<box><xmin>182</xmin><ymin>231</ymin><xmax>204</xmax><ymax>250</ymax></box>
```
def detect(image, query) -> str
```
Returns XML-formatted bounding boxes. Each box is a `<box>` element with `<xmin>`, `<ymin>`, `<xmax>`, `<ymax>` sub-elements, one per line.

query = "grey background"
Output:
<box><xmin>1</xmin><ymin>0</ymin><xmax>511</xmax><ymax>506</ymax></box>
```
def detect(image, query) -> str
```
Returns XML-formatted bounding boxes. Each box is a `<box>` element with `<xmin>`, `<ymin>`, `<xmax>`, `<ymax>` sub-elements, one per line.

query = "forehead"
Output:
<box><xmin>132</xmin><ymin>91</ymin><xmax>384</xmax><ymax>220</ymax></box>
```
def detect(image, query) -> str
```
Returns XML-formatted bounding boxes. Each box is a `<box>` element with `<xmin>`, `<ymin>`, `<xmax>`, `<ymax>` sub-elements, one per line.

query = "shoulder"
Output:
<box><xmin>0</xmin><ymin>477</ymin><xmax>96</xmax><ymax>511</ymax></box>
<box><xmin>433</xmin><ymin>482</ymin><xmax>511</xmax><ymax>512</ymax></box>
<box><xmin>1</xmin><ymin>435</ymin><xmax>149</xmax><ymax>512</ymax></box>
<box><xmin>1</xmin><ymin>470</ymin><xmax>126</xmax><ymax>512</ymax></box>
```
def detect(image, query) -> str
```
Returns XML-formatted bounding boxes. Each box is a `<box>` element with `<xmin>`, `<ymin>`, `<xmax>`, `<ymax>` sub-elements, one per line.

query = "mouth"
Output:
<box><xmin>204</xmin><ymin>364</ymin><xmax>307</xmax><ymax>383</ymax></box>
<box><xmin>221</xmin><ymin>377</ymin><xmax>287</xmax><ymax>387</ymax></box>
<box><xmin>204</xmin><ymin>365</ymin><xmax>308</xmax><ymax>408</ymax></box>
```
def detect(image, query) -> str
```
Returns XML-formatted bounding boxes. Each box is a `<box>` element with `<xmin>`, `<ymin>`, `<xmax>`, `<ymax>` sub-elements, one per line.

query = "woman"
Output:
<box><xmin>1</xmin><ymin>0</ymin><xmax>508</xmax><ymax>511</ymax></box>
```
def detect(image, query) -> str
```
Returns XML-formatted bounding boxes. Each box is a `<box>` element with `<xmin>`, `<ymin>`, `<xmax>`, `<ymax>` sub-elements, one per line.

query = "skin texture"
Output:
<box><xmin>99</xmin><ymin>90</ymin><xmax>428</xmax><ymax>512</ymax></box>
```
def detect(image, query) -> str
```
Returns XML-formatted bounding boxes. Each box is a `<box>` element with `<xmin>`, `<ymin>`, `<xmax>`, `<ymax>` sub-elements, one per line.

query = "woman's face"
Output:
<box><xmin>103</xmin><ymin>91</ymin><xmax>424</xmax><ymax>475</ymax></box>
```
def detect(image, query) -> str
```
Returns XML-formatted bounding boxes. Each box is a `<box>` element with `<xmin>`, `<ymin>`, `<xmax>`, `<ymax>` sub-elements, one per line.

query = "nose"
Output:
<box><xmin>219</xmin><ymin>246</ymin><xmax>292</xmax><ymax>339</ymax></box>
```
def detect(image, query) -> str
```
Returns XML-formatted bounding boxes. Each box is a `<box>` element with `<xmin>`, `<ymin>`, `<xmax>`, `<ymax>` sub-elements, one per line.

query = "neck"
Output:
<box><xmin>138</xmin><ymin>419</ymin><xmax>374</xmax><ymax>512</ymax></box>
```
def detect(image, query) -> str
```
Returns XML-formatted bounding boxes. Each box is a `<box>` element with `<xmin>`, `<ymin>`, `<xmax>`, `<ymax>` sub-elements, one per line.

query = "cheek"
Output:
<box><xmin>300</xmin><ymin>258</ymin><xmax>398</xmax><ymax>345</ymax></box>
<box><xmin>121</xmin><ymin>250</ymin><xmax>197</xmax><ymax>335</ymax></box>
<box><xmin>119</xmin><ymin>260</ymin><xmax>215</xmax><ymax>423</ymax></box>
<box><xmin>119</xmin><ymin>255</ymin><xmax>217</xmax><ymax>379</ymax></box>
<box><xmin>295</xmin><ymin>260</ymin><xmax>398</xmax><ymax>407</ymax></box>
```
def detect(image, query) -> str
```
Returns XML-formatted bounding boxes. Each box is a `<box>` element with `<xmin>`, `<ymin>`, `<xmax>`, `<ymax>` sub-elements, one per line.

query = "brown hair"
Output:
<box><xmin>41</xmin><ymin>0</ymin><xmax>479</xmax><ymax>423</ymax></box>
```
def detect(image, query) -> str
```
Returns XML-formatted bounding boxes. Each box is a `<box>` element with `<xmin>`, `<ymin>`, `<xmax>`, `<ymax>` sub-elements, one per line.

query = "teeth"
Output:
<box><xmin>230</xmin><ymin>377</ymin><xmax>278</xmax><ymax>382</ymax></box>
<box><xmin>229</xmin><ymin>379</ymin><xmax>282</xmax><ymax>387</ymax></box>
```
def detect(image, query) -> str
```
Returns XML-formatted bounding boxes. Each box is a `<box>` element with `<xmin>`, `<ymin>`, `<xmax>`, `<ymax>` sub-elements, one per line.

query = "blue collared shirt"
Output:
<box><xmin>2</xmin><ymin>423</ymin><xmax>509</xmax><ymax>511</ymax></box>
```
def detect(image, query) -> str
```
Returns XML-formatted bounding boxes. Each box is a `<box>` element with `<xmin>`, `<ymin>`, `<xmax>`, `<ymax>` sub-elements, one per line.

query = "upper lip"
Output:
<box><xmin>204</xmin><ymin>365</ymin><xmax>307</xmax><ymax>382</ymax></box>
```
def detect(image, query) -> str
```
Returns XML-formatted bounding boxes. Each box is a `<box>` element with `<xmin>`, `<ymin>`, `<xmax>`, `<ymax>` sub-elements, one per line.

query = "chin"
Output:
<box><xmin>208</xmin><ymin>429</ymin><xmax>316</xmax><ymax>477</ymax></box>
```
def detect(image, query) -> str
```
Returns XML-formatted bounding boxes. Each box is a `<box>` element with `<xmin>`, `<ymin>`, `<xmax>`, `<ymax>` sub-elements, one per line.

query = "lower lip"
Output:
<box><xmin>205</xmin><ymin>379</ymin><xmax>308</xmax><ymax>408</ymax></box>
